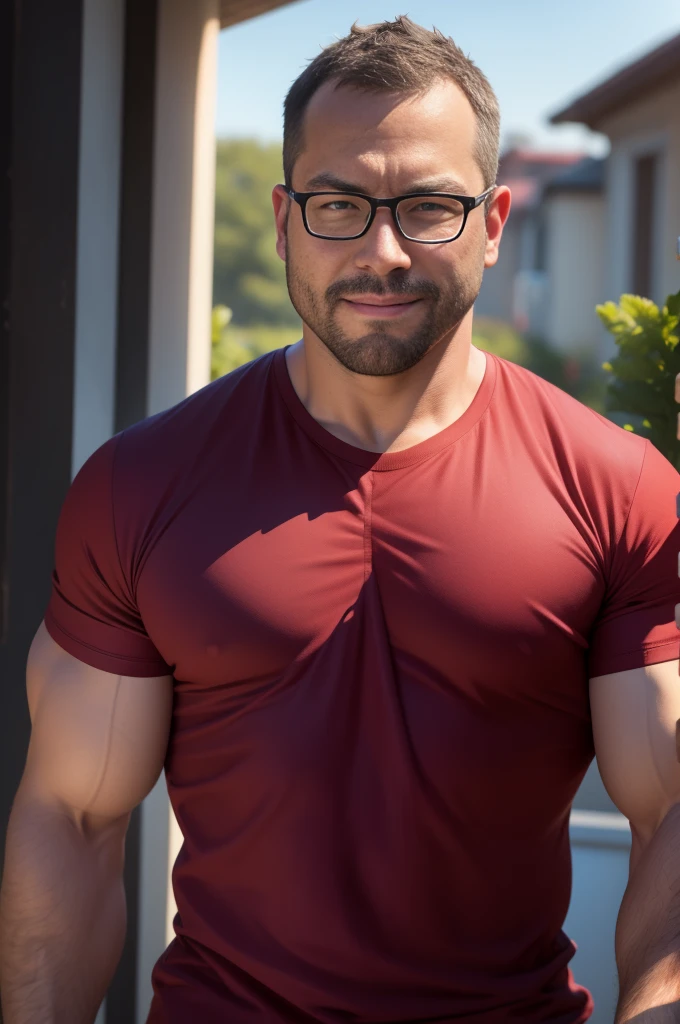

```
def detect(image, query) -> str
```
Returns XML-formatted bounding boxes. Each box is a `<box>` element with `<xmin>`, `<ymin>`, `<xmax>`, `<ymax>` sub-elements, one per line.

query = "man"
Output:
<box><xmin>1</xmin><ymin>16</ymin><xmax>680</xmax><ymax>1024</ymax></box>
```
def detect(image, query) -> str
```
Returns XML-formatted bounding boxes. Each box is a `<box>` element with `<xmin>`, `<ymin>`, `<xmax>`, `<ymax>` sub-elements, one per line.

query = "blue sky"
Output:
<box><xmin>216</xmin><ymin>0</ymin><xmax>680</xmax><ymax>156</ymax></box>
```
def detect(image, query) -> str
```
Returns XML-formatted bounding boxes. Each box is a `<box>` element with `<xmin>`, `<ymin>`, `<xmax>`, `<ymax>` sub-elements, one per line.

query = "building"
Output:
<box><xmin>480</xmin><ymin>31</ymin><xmax>680</xmax><ymax>363</ymax></box>
<box><xmin>0</xmin><ymin>2</ymin><xmax>297</xmax><ymax>1022</ymax></box>
<box><xmin>474</xmin><ymin>147</ymin><xmax>587</xmax><ymax>326</ymax></box>
<box><xmin>515</xmin><ymin>155</ymin><xmax>607</xmax><ymax>358</ymax></box>
<box><xmin>550</xmin><ymin>30</ymin><xmax>680</xmax><ymax>345</ymax></box>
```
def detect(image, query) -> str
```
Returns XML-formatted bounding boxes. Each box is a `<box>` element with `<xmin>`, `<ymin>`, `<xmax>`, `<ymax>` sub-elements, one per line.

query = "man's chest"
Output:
<box><xmin>132</xmin><ymin>458</ymin><xmax>606</xmax><ymax>698</ymax></box>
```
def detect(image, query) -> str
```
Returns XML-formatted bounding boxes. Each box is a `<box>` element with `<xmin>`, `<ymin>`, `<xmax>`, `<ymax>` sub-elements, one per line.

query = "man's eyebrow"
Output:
<box><xmin>304</xmin><ymin>172</ymin><xmax>370</xmax><ymax>192</ymax></box>
<box><xmin>406</xmin><ymin>177</ymin><xmax>471</xmax><ymax>195</ymax></box>
<box><xmin>303</xmin><ymin>172</ymin><xmax>472</xmax><ymax>195</ymax></box>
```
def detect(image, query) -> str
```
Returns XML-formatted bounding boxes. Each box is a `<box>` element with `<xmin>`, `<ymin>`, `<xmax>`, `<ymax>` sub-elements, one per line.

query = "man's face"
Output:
<box><xmin>274</xmin><ymin>78</ymin><xmax>508</xmax><ymax>377</ymax></box>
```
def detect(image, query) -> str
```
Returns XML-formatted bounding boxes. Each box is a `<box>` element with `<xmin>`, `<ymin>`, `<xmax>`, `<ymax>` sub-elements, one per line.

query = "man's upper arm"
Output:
<box><xmin>587</xmin><ymin>440</ymin><xmax>680</xmax><ymax>679</ymax></box>
<box><xmin>18</xmin><ymin>621</ymin><xmax>173</xmax><ymax>829</ymax></box>
<box><xmin>590</xmin><ymin>659</ymin><xmax>680</xmax><ymax>848</ymax></box>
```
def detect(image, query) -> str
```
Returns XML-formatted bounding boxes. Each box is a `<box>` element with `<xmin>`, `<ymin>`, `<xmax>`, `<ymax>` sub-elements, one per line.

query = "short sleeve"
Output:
<box><xmin>44</xmin><ymin>434</ymin><xmax>172</xmax><ymax>677</ymax></box>
<box><xmin>588</xmin><ymin>439</ymin><xmax>680</xmax><ymax>677</ymax></box>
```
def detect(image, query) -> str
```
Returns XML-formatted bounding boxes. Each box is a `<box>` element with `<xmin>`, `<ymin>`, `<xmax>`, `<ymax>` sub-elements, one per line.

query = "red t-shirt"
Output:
<box><xmin>45</xmin><ymin>346</ymin><xmax>680</xmax><ymax>1023</ymax></box>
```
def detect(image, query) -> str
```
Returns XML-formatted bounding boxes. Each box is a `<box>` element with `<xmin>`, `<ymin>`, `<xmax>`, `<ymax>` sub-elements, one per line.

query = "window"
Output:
<box><xmin>631</xmin><ymin>153</ymin><xmax>657</xmax><ymax>298</ymax></box>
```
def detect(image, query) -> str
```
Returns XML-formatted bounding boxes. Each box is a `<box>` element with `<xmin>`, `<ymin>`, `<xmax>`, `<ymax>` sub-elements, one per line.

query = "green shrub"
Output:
<box><xmin>211</xmin><ymin>305</ymin><xmax>301</xmax><ymax>379</ymax></box>
<box><xmin>597</xmin><ymin>290</ymin><xmax>680</xmax><ymax>469</ymax></box>
<box><xmin>472</xmin><ymin>316</ymin><xmax>531</xmax><ymax>364</ymax></box>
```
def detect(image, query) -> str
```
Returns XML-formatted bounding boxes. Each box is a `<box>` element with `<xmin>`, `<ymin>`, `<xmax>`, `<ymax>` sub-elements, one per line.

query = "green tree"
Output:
<box><xmin>213</xmin><ymin>139</ymin><xmax>300</xmax><ymax>327</ymax></box>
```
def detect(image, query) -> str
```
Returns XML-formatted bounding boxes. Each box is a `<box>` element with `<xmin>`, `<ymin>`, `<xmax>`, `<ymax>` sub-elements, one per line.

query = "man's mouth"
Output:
<box><xmin>340</xmin><ymin>295</ymin><xmax>423</xmax><ymax>318</ymax></box>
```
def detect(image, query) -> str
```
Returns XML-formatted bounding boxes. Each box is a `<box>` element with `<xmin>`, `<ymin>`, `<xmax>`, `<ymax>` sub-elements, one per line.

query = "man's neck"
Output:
<box><xmin>284</xmin><ymin>324</ymin><xmax>487</xmax><ymax>455</ymax></box>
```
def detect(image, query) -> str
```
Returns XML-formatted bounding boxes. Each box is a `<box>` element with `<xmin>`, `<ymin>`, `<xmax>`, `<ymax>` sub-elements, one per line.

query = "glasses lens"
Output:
<box><xmin>305</xmin><ymin>194</ymin><xmax>372</xmax><ymax>238</ymax></box>
<box><xmin>397</xmin><ymin>196</ymin><xmax>465</xmax><ymax>241</ymax></box>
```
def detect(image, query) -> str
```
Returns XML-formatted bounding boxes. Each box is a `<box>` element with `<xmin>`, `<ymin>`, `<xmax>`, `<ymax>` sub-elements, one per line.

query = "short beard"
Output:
<box><xmin>285</xmin><ymin>243</ymin><xmax>484</xmax><ymax>377</ymax></box>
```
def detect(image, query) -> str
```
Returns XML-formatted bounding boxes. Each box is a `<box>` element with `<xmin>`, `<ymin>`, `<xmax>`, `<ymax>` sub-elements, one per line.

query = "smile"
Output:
<box><xmin>341</xmin><ymin>297</ymin><xmax>423</xmax><ymax>318</ymax></box>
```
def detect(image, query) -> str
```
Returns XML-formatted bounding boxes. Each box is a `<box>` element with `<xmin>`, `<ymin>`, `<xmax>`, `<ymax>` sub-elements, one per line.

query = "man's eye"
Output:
<box><xmin>323</xmin><ymin>201</ymin><xmax>355</xmax><ymax>211</ymax></box>
<box><xmin>414</xmin><ymin>202</ymin><xmax>446</xmax><ymax>212</ymax></box>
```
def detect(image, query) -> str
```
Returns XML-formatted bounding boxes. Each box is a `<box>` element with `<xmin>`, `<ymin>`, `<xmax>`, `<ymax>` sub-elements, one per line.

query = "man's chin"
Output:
<box><xmin>321</xmin><ymin>332</ymin><xmax>433</xmax><ymax>377</ymax></box>
<box><xmin>330</xmin><ymin>313</ymin><xmax>419</xmax><ymax>345</ymax></box>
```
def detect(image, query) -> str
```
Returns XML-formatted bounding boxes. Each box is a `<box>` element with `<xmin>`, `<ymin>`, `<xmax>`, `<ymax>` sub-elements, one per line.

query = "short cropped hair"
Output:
<box><xmin>283</xmin><ymin>16</ymin><xmax>500</xmax><ymax>206</ymax></box>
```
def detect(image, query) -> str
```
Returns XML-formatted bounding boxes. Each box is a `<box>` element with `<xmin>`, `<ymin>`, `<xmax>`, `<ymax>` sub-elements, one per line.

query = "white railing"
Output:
<box><xmin>566</xmin><ymin>809</ymin><xmax>631</xmax><ymax>1023</ymax></box>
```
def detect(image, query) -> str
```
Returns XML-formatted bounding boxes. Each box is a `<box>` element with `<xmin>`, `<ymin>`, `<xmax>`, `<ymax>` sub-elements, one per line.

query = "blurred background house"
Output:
<box><xmin>551</xmin><ymin>30</ymin><xmax>680</xmax><ymax>335</ymax></box>
<box><xmin>536</xmin><ymin>156</ymin><xmax>607</xmax><ymax>356</ymax></box>
<box><xmin>474</xmin><ymin>147</ymin><xmax>589</xmax><ymax>326</ymax></box>
<box><xmin>1</xmin><ymin>2</ymin><xmax>679</xmax><ymax>1023</ymax></box>
<box><xmin>474</xmin><ymin>28</ymin><xmax>680</xmax><ymax>372</ymax></box>
<box><xmin>490</xmin><ymin>154</ymin><xmax>607</xmax><ymax>354</ymax></box>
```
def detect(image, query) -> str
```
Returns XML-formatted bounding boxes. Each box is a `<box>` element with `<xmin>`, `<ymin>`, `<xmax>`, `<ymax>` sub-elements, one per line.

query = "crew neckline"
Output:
<box><xmin>273</xmin><ymin>344</ymin><xmax>497</xmax><ymax>472</ymax></box>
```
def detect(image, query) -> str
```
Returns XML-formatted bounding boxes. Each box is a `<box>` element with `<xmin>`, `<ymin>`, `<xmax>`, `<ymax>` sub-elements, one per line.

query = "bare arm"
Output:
<box><xmin>0</xmin><ymin>622</ymin><xmax>174</xmax><ymax>1024</ymax></box>
<box><xmin>590</xmin><ymin>658</ymin><xmax>680</xmax><ymax>1023</ymax></box>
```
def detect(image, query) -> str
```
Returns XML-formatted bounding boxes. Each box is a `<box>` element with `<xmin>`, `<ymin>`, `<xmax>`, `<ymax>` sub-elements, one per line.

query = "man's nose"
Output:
<box><xmin>352</xmin><ymin>208</ymin><xmax>412</xmax><ymax>276</ymax></box>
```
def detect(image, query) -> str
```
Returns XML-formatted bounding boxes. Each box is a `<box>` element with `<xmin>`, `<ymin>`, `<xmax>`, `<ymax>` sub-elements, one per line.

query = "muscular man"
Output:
<box><xmin>2</xmin><ymin>16</ymin><xmax>680</xmax><ymax>1024</ymax></box>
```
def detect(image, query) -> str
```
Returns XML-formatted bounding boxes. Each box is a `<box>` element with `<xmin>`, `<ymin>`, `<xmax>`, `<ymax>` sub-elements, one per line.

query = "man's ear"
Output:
<box><xmin>272</xmin><ymin>185</ymin><xmax>289</xmax><ymax>262</ymax></box>
<box><xmin>483</xmin><ymin>185</ymin><xmax>512</xmax><ymax>270</ymax></box>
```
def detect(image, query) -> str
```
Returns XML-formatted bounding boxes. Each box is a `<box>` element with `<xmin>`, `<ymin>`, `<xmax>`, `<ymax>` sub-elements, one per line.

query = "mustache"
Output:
<box><xmin>325</xmin><ymin>274</ymin><xmax>440</xmax><ymax>304</ymax></box>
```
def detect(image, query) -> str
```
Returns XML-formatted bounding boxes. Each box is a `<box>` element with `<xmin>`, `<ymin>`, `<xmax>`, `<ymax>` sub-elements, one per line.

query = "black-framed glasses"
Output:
<box><xmin>282</xmin><ymin>184</ymin><xmax>496</xmax><ymax>243</ymax></box>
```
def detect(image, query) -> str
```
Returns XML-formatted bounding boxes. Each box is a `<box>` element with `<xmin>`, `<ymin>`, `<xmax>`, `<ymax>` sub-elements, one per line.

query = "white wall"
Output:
<box><xmin>146</xmin><ymin>0</ymin><xmax>219</xmax><ymax>416</ymax></box>
<box><xmin>136</xmin><ymin>2</ymin><xmax>220</xmax><ymax>1021</ymax></box>
<box><xmin>543</xmin><ymin>193</ymin><xmax>607</xmax><ymax>357</ymax></box>
<box><xmin>71</xmin><ymin>0</ymin><xmax>124</xmax><ymax>480</ymax></box>
<box><xmin>566</xmin><ymin>811</ymin><xmax>631</xmax><ymax>1023</ymax></box>
<box><xmin>596</xmin><ymin>76</ymin><xmax>680</xmax><ymax>331</ymax></box>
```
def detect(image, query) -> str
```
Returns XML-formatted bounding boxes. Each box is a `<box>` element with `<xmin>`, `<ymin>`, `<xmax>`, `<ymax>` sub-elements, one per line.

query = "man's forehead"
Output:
<box><xmin>304</xmin><ymin>77</ymin><xmax>475</xmax><ymax>132</ymax></box>
<box><xmin>296</xmin><ymin>80</ymin><xmax>479</xmax><ymax>194</ymax></box>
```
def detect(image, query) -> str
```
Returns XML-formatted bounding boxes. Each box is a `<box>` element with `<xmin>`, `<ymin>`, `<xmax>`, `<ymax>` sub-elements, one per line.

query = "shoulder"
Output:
<box><xmin>123</xmin><ymin>349</ymin><xmax>277</xmax><ymax>449</ymax></box>
<box><xmin>490</xmin><ymin>352</ymin><xmax>649</xmax><ymax>488</ymax></box>
<box><xmin>67</xmin><ymin>350</ymin><xmax>280</xmax><ymax>535</ymax></box>
<box><xmin>114</xmin><ymin>349</ymin><xmax>278</xmax><ymax>480</ymax></box>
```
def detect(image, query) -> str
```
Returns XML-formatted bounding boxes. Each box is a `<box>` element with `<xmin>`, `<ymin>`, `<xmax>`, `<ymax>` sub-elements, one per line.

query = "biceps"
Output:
<box><xmin>22</xmin><ymin>622</ymin><xmax>174</xmax><ymax>824</ymax></box>
<box><xmin>590</xmin><ymin>661</ymin><xmax>680</xmax><ymax>840</ymax></box>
